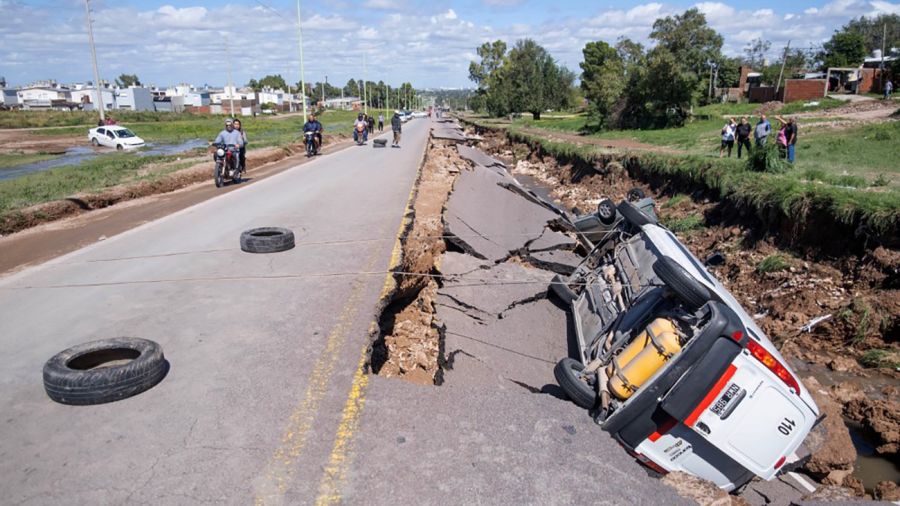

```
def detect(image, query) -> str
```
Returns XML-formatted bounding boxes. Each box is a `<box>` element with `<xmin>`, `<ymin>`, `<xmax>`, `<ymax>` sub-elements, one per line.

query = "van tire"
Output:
<box><xmin>240</xmin><ymin>227</ymin><xmax>295</xmax><ymax>253</ymax></box>
<box><xmin>617</xmin><ymin>200</ymin><xmax>657</xmax><ymax>227</ymax></box>
<box><xmin>597</xmin><ymin>198</ymin><xmax>618</xmax><ymax>225</ymax></box>
<box><xmin>652</xmin><ymin>256</ymin><xmax>712</xmax><ymax>310</ymax></box>
<box><xmin>554</xmin><ymin>358</ymin><xmax>597</xmax><ymax>409</ymax></box>
<box><xmin>43</xmin><ymin>338</ymin><xmax>167</xmax><ymax>405</ymax></box>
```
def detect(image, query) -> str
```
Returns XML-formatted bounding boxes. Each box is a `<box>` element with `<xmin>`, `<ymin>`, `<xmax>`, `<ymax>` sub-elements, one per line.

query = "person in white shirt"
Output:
<box><xmin>719</xmin><ymin>117</ymin><xmax>736</xmax><ymax>158</ymax></box>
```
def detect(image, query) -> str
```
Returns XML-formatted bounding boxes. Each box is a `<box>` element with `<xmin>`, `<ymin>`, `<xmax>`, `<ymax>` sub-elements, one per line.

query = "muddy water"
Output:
<box><xmin>0</xmin><ymin>139</ymin><xmax>206</xmax><ymax>181</ymax></box>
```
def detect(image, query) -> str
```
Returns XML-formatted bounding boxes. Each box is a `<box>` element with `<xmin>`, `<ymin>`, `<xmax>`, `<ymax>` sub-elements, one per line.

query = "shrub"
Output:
<box><xmin>664</xmin><ymin>214</ymin><xmax>704</xmax><ymax>232</ymax></box>
<box><xmin>747</xmin><ymin>142</ymin><xmax>789</xmax><ymax>173</ymax></box>
<box><xmin>858</xmin><ymin>349</ymin><xmax>900</xmax><ymax>369</ymax></box>
<box><xmin>756</xmin><ymin>254</ymin><xmax>790</xmax><ymax>274</ymax></box>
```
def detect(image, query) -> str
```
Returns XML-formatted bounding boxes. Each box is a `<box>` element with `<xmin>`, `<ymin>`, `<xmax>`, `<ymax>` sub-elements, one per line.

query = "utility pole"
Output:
<box><xmin>226</xmin><ymin>35</ymin><xmax>235</xmax><ymax>117</ymax></box>
<box><xmin>363</xmin><ymin>52</ymin><xmax>368</xmax><ymax>115</ymax></box>
<box><xmin>880</xmin><ymin>23</ymin><xmax>887</xmax><ymax>92</ymax></box>
<box><xmin>83</xmin><ymin>0</ymin><xmax>105</xmax><ymax>122</ymax></box>
<box><xmin>775</xmin><ymin>40</ymin><xmax>791</xmax><ymax>96</ymax></box>
<box><xmin>295</xmin><ymin>0</ymin><xmax>307</xmax><ymax>124</ymax></box>
<box><xmin>386</xmin><ymin>84</ymin><xmax>389</xmax><ymax>112</ymax></box>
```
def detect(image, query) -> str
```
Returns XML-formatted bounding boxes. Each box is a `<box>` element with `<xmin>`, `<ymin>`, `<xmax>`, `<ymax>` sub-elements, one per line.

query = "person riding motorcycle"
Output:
<box><xmin>303</xmin><ymin>114</ymin><xmax>323</xmax><ymax>150</ymax></box>
<box><xmin>213</xmin><ymin>118</ymin><xmax>244</xmax><ymax>167</ymax></box>
<box><xmin>353</xmin><ymin>113</ymin><xmax>368</xmax><ymax>143</ymax></box>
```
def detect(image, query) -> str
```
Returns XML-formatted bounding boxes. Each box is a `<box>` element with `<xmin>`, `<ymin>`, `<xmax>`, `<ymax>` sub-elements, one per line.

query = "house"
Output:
<box><xmin>69</xmin><ymin>84</ymin><xmax>116</xmax><ymax>111</ymax></box>
<box><xmin>154</xmin><ymin>96</ymin><xmax>185</xmax><ymax>113</ymax></box>
<box><xmin>1</xmin><ymin>88</ymin><xmax>20</xmax><ymax>107</ymax></box>
<box><xmin>323</xmin><ymin>96</ymin><xmax>360</xmax><ymax>110</ymax></box>
<box><xmin>257</xmin><ymin>87</ymin><xmax>287</xmax><ymax>108</ymax></box>
<box><xmin>114</xmin><ymin>87</ymin><xmax>154</xmax><ymax>111</ymax></box>
<box><xmin>18</xmin><ymin>83</ymin><xmax>77</xmax><ymax>110</ymax></box>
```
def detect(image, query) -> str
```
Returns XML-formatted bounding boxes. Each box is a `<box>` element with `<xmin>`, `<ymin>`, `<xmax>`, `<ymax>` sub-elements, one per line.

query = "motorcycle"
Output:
<box><xmin>212</xmin><ymin>143</ymin><xmax>242</xmax><ymax>188</ymax></box>
<box><xmin>354</xmin><ymin>124</ymin><xmax>367</xmax><ymax>145</ymax></box>
<box><xmin>304</xmin><ymin>131</ymin><xmax>318</xmax><ymax>157</ymax></box>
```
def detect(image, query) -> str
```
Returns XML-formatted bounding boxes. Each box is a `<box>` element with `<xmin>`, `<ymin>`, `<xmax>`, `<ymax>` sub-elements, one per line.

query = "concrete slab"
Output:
<box><xmin>344</xmin><ymin>376</ymin><xmax>695</xmax><ymax>505</ymax></box>
<box><xmin>527</xmin><ymin>228</ymin><xmax>576</xmax><ymax>252</ymax></box>
<box><xmin>457</xmin><ymin>144</ymin><xmax>506</xmax><ymax>169</ymax></box>
<box><xmin>439</xmin><ymin>260</ymin><xmax>552</xmax><ymax>317</ymax></box>
<box><xmin>527</xmin><ymin>249</ymin><xmax>583</xmax><ymax>275</ymax></box>
<box><xmin>444</xmin><ymin>165</ymin><xmax>560</xmax><ymax>262</ymax></box>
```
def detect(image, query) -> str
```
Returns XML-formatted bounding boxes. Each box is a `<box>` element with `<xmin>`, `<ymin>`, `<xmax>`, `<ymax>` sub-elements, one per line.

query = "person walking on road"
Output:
<box><xmin>720</xmin><ymin>117</ymin><xmax>736</xmax><ymax>158</ymax></box>
<box><xmin>391</xmin><ymin>111</ymin><xmax>402</xmax><ymax>148</ymax></box>
<box><xmin>233</xmin><ymin>119</ymin><xmax>248</xmax><ymax>170</ymax></box>
<box><xmin>378</xmin><ymin>113</ymin><xmax>384</xmax><ymax>132</ymax></box>
<box><xmin>735</xmin><ymin>116</ymin><xmax>752</xmax><ymax>159</ymax></box>
<box><xmin>754</xmin><ymin>114</ymin><xmax>771</xmax><ymax>148</ymax></box>
<box><xmin>885</xmin><ymin>80</ymin><xmax>893</xmax><ymax>100</ymax></box>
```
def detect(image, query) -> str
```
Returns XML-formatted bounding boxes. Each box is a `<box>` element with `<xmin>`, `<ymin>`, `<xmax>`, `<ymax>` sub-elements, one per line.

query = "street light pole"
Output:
<box><xmin>363</xmin><ymin>52</ymin><xmax>368</xmax><ymax>116</ymax></box>
<box><xmin>83</xmin><ymin>0</ymin><xmax>105</xmax><ymax>122</ymax></box>
<box><xmin>295</xmin><ymin>0</ymin><xmax>307</xmax><ymax>124</ymax></box>
<box><xmin>226</xmin><ymin>34</ymin><xmax>235</xmax><ymax>116</ymax></box>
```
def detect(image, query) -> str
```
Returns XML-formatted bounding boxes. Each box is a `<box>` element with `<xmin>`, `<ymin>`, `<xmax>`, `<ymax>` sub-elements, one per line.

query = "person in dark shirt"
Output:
<box><xmin>786</xmin><ymin>118</ymin><xmax>798</xmax><ymax>163</ymax></box>
<box><xmin>735</xmin><ymin>116</ymin><xmax>752</xmax><ymax>159</ymax></box>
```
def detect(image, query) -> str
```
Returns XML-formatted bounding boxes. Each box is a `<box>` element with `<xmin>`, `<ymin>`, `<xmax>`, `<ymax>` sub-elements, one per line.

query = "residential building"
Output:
<box><xmin>2</xmin><ymin>88</ymin><xmax>21</xmax><ymax>107</ymax></box>
<box><xmin>114</xmin><ymin>87</ymin><xmax>154</xmax><ymax>111</ymax></box>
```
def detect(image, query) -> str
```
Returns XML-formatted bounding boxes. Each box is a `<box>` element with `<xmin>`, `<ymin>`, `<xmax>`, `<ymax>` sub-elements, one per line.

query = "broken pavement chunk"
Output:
<box><xmin>457</xmin><ymin>144</ymin><xmax>507</xmax><ymax>169</ymax></box>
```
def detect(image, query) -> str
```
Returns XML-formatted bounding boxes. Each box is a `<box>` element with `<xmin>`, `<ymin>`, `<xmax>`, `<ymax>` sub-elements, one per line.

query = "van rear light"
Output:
<box><xmin>774</xmin><ymin>456</ymin><xmax>786</xmax><ymax>470</ymax></box>
<box><xmin>746</xmin><ymin>339</ymin><xmax>800</xmax><ymax>395</ymax></box>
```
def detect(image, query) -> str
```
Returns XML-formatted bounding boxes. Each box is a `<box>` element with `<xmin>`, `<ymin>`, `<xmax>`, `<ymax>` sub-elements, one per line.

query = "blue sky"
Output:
<box><xmin>2</xmin><ymin>0</ymin><xmax>898</xmax><ymax>89</ymax></box>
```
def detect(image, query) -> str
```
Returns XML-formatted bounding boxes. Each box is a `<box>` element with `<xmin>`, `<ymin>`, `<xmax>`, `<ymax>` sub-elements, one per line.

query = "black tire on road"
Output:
<box><xmin>232</xmin><ymin>166</ymin><xmax>242</xmax><ymax>184</ymax></box>
<box><xmin>214</xmin><ymin>162</ymin><xmax>224</xmax><ymax>188</ymax></box>
<box><xmin>240</xmin><ymin>227</ymin><xmax>295</xmax><ymax>253</ymax></box>
<box><xmin>652</xmin><ymin>256</ymin><xmax>713</xmax><ymax>311</ymax></box>
<box><xmin>43</xmin><ymin>337</ymin><xmax>167</xmax><ymax>406</ymax></box>
<box><xmin>597</xmin><ymin>198</ymin><xmax>618</xmax><ymax>225</ymax></box>
<box><xmin>617</xmin><ymin>200</ymin><xmax>658</xmax><ymax>227</ymax></box>
<box><xmin>554</xmin><ymin>358</ymin><xmax>597</xmax><ymax>409</ymax></box>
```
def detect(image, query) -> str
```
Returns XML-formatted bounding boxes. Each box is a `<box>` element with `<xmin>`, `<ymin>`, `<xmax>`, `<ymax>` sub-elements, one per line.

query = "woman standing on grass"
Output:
<box><xmin>720</xmin><ymin>117</ymin><xmax>736</xmax><ymax>158</ymax></box>
<box><xmin>775</xmin><ymin>117</ymin><xmax>788</xmax><ymax>159</ymax></box>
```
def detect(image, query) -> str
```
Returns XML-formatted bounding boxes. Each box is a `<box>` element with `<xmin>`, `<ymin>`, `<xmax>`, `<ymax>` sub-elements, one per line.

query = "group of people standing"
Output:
<box><xmin>720</xmin><ymin>114</ymin><xmax>798</xmax><ymax>163</ymax></box>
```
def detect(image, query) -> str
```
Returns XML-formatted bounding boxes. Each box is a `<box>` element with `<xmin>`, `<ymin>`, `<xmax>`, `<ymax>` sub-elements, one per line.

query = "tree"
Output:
<box><xmin>820</xmin><ymin>31</ymin><xmax>867</xmax><ymax>68</ymax></box>
<box><xmin>251</xmin><ymin>74</ymin><xmax>288</xmax><ymax>91</ymax></box>
<box><xmin>580</xmin><ymin>41</ymin><xmax>625</xmax><ymax>129</ymax></box>
<box><xmin>649</xmin><ymin>8</ymin><xmax>723</xmax><ymax>76</ymax></box>
<box><xmin>115</xmin><ymin>73</ymin><xmax>141</xmax><ymax>87</ymax></box>
<box><xmin>468</xmin><ymin>40</ymin><xmax>507</xmax><ymax>86</ymax></box>
<box><xmin>743</xmin><ymin>38</ymin><xmax>771</xmax><ymax>69</ymax></box>
<box><xmin>344</xmin><ymin>79</ymin><xmax>359</xmax><ymax>97</ymax></box>
<box><xmin>622</xmin><ymin>47</ymin><xmax>698</xmax><ymax>128</ymax></box>
<box><xmin>842</xmin><ymin>14</ymin><xmax>899</xmax><ymax>54</ymax></box>
<box><xmin>499</xmin><ymin>39</ymin><xmax>574</xmax><ymax>120</ymax></box>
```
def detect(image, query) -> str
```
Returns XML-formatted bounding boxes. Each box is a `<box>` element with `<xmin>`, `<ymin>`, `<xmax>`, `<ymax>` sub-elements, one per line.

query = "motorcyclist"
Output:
<box><xmin>303</xmin><ymin>114</ymin><xmax>323</xmax><ymax>150</ymax></box>
<box><xmin>353</xmin><ymin>113</ymin><xmax>368</xmax><ymax>143</ymax></box>
<box><xmin>213</xmin><ymin>118</ymin><xmax>244</xmax><ymax>151</ymax></box>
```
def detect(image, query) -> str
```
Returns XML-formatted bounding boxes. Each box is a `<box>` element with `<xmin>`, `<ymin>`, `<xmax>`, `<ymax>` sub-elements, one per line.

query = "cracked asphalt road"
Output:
<box><xmin>0</xmin><ymin>120</ymin><xmax>432</xmax><ymax>505</ymax></box>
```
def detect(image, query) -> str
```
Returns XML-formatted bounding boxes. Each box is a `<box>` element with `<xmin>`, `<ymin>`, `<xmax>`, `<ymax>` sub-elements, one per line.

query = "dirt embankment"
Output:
<box><xmin>1</xmin><ymin>135</ymin><xmax>348</xmax><ymax>237</ymax></box>
<box><xmin>476</xmin><ymin>127</ymin><xmax>900</xmax><ymax>499</ymax></box>
<box><xmin>371</xmin><ymin>139</ymin><xmax>464</xmax><ymax>384</ymax></box>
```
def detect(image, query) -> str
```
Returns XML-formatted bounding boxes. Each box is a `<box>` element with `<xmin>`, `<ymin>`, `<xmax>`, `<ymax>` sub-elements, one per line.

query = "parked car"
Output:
<box><xmin>88</xmin><ymin>125</ymin><xmax>145</xmax><ymax>150</ymax></box>
<box><xmin>551</xmin><ymin>195</ymin><xmax>821</xmax><ymax>492</ymax></box>
<box><xmin>411</xmin><ymin>111</ymin><xmax>427</xmax><ymax>118</ymax></box>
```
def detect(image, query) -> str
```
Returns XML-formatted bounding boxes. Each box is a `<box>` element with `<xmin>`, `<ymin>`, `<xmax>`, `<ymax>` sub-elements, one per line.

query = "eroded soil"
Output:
<box><xmin>476</xmin><ymin>127</ymin><xmax>899</xmax><ymax>499</ymax></box>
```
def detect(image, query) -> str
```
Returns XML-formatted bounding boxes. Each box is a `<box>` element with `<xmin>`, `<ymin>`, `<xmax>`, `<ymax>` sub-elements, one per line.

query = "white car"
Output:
<box><xmin>88</xmin><ymin>125</ymin><xmax>145</xmax><ymax>150</ymax></box>
<box><xmin>412</xmin><ymin>111</ymin><xmax>428</xmax><ymax>118</ymax></box>
<box><xmin>553</xmin><ymin>196</ymin><xmax>820</xmax><ymax>491</ymax></box>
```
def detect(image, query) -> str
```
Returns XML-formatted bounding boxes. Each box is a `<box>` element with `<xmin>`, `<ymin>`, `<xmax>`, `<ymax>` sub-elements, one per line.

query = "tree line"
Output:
<box><xmin>469</xmin><ymin>10</ymin><xmax>898</xmax><ymax>130</ymax></box>
<box><xmin>246</xmin><ymin>75</ymin><xmax>420</xmax><ymax>109</ymax></box>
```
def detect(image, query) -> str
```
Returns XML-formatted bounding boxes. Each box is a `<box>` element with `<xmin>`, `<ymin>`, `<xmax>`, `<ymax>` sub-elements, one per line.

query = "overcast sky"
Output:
<box><xmin>2</xmin><ymin>0</ymin><xmax>898</xmax><ymax>89</ymax></box>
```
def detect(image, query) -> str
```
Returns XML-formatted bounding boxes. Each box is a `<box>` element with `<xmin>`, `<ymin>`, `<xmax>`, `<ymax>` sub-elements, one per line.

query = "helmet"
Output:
<box><xmin>358</xmin><ymin>114</ymin><xmax>363</xmax><ymax>120</ymax></box>
<box><xmin>225</xmin><ymin>118</ymin><xmax>234</xmax><ymax>126</ymax></box>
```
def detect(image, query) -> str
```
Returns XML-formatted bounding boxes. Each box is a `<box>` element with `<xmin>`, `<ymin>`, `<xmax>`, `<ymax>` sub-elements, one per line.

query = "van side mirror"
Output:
<box><xmin>705</xmin><ymin>252</ymin><xmax>726</xmax><ymax>267</ymax></box>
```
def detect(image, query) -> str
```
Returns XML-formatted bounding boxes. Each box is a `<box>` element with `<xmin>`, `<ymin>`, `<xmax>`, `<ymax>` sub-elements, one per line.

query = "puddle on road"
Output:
<box><xmin>0</xmin><ymin>139</ymin><xmax>207</xmax><ymax>181</ymax></box>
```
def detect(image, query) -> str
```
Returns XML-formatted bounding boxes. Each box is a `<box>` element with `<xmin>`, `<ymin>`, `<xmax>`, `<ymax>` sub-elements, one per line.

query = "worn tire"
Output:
<box><xmin>617</xmin><ymin>200</ymin><xmax>658</xmax><ymax>227</ymax></box>
<box><xmin>627</xmin><ymin>187</ymin><xmax>646</xmax><ymax>202</ymax></box>
<box><xmin>43</xmin><ymin>337</ymin><xmax>167</xmax><ymax>405</ymax></box>
<box><xmin>652</xmin><ymin>256</ymin><xmax>712</xmax><ymax>311</ymax></box>
<box><xmin>597</xmin><ymin>198</ymin><xmax>618</xmax><ymax>225</ymax></box>
<box><xmin>554</xmin><ymin>358</ymin><xmax>597</xmax><ymax>409</ymax></box>
<box><xmin>214</xmin><ymin>162</ymin><xmax>224</xmax><ymax>188</ymax></box>
<box><xmin>240</xmin><ymin>227</ymin><xmax>295</xmax><ymax>253</ymax></box>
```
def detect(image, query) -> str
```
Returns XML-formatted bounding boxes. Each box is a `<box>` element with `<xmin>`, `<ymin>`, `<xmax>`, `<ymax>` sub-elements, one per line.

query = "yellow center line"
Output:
<box><xmin>313</xmin><ymin>133</ymin><xmax>428</xmax><ymax>505</ymax></box>
<box><xmin>253</xmin><ymin>245</ymin><xmax>383</xmax><ymax>505</ymax></box>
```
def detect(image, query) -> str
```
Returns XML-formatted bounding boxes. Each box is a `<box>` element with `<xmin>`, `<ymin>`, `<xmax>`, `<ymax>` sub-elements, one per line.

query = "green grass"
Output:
<box><xmin>0</xmin><ymin>153</ymin><xmax>182</xmax><ymax>214</ymax></box>
<box><xmin>482</xmin><ymin>122</ymin><xmax>900</xmax><ymax>246</ymax></box>
<box><xmin>0</xmin><ymin>152</ymin><xmax>60</xmax><ymax>169</ymax></box>
<box><xmin>0</xmin><ymin>110</ymin><xmax>214</xmax><ymax>129</ymax></box>
<box><xmin>858</xmin><ymin>349</ymin><xmax>900</xmax><ymax>369</ymax></box>
<box><xmin>692</xmin><ymin>102</ymin><xmax>761</xmax><ymax>118</ymax></box>
<box><xmin>756</xmin><ymin>254</ymin><xmax>790</xmax><ymax>274</ymax></box>
<box><xmin>778</xmin><ymin>97</ymin><xmax>846</xmax><ymax>115</ymax></box>
<box><xmin>662</xmin><ymin>194</ymin><xmax>689</xmax><ymax>208</ymax></box>
<box><xmin>794</xmin><ymin>121</ymin><xmax>900</xmax><ymax>187</ymax></box>
<box><xmin>664</xmin><ymin>214</ymin><xmax>705</xmax><ymax>233</ymax></box>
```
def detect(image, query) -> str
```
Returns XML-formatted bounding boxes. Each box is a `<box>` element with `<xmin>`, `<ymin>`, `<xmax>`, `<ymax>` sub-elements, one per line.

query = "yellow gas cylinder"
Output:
<box><xmin>608</xmin><ymin>318</ymin><xmax>682</xmax><ymax>400</ymax></box>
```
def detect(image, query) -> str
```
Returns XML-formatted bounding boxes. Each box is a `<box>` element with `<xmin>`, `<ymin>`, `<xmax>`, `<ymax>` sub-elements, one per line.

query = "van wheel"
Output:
<box><xmin>597</xmin><ymin>198</ymin><xmax>618</xmax><ymax>225</ymax></box>
<box><xmin>617</xmin><ymin>200</ymin><xmax>658</xmax><ymax>227</ymax></box>
<box><xmin>554</xmin><ymin>358</ymin><xmax>597</xmax><ymax>409</ymax></box>
<box><xmin>627</xmin><ymin>187</ymin><xmax>646</xmax><ymax>202</ymax></box>
<box><xmin>652</xmin><ymin>256</ymin><xmax>712</xmax><ymax>311</ymax></box>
